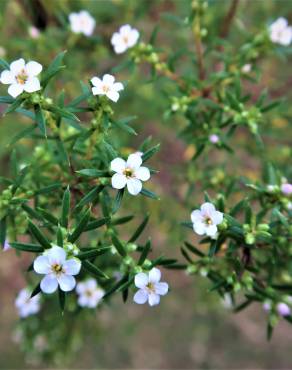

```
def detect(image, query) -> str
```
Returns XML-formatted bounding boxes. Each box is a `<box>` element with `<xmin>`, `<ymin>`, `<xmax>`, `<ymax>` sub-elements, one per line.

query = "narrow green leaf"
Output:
<box><xmin>61</xmin><ymin>186</ymin><xmax>70</xmax><ymax>228</ymax></box>
<box><xmin>111</xmin><ymin>235</ymin><xmax>127</xmax><ymax>257</ymax></box>
<box><xmin>84</xmin><ymin>217</ymin><xmax>109</xmax><ymax>231</ymax></box>
<box><xmin>75</xmin><ymin>185</ymin><xmax>104</xmax><ymax>209</ymax></box>
<box><xmin>82</xmin><ymin>260</ymin><xmax>109</xmax><ymax>279</ymax></box>
<box><xmin>140</xmin><ymin>188</ymin><xmax>159</xmax><ymax>200</ymax></box>
<box><xmin>184</xmin><ymin>241</ymin><xmax>205</xmax><ymax>257</ymax></box>
<box><xmin>35</xmin><ymin>105</ymin><xmax>46</xmax><ymax>137</ymax></box>
<box><xmin>30</xmin><ymin>283</ymin><xmax>41</xmax><ymax>298</ymax></box>
<box><xmin>112</xmin><ymin>189</ymin><xmax>124</xmax><ymax>214</ymax></box>
<box><xmin>68</xmin><ymin>209</ymin><xmax>91</xmax><ymax>243</ymax></box>
<box><xmin>141</xmin><ymin>143</ymin><xmax>160</xmax><ymax>162</ymax></box>
<box><xmin>138</xmin><ymin>239</ymin><xmax>151</xmax><ymax>265</ymax></box>
<box><xmin>77</xmin><ymin>246</ymin><xmax>111</xmax><ymax>260</ymax></box>
<box><xmin>128</xmin><ymin>214</ymin><xmax>149</xmax><ymax>243</ymax></box>
<box><xmin>28</xmin><ymin>221</ymin><xmax>51</xmax><ymax>249</ymax></box>
<box><xmin>58</xmin><ymin>288</ymin><xmax>66</xmax><ymax>313</ymax></box>
<box><xmin>76</xmin><ymin>169</ymin><xmax>109</xmax><ymax>177</ymax></box>
<box><xmin>10</xmin><ymin>242</ymin><xmax>44</xmax><ymax>253</ymax></box>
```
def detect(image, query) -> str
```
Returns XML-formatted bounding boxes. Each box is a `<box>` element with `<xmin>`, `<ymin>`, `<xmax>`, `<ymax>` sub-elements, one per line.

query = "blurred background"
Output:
<box><xmin>0</xmin><ymin>0</ymin><xmax>292</xmax><ymax>368</ymax></box>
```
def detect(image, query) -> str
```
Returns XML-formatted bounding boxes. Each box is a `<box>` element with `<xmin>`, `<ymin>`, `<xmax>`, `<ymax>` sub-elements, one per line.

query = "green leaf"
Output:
<box><xmin>114</xmin><ymin>116</ymin><xmax>137</xmax><ymax>135</ymax></box>
<box><xmin>10</xmin><ymin>242</ymin><xmax>44</xmax><ymax>253</ymax></box>
<box><xmin>58</xmin><ymin>288</ymin><xmax>66</xmax><ymax>313</ymax></box>
<box><xmin>84</xmin><ymin>217</ymin><xmax>109</xmax><ymax>231</ymax></box>
<box><xmin>30</xmin><ymin>283</ymin><xmax>41</xmax><ymax>298</ymax></box>
<box><xmin>9</xmin><ymin>125</ymin><xmax>36</xmax><ymax>146</ymax></box>
<box><xmin>0</xmin><ymin>96</ymin><xmax>14</xmax><ymax>104</ymax></box>
<box><xmin>34</xmin><ymin>105</ymin><xmax>46</xmax><ymax>137</ymax></box>
<box><xmin>140</xmin><ymin>188</ymin><xmax>159</xmax><ymax>200</ymax></box>
<box><xmin>141</xmin><ymin>143</ymin><xmax>160</xmax><ymax>162</ymax></box>
<box><xmin>77</xmin><ymin>246</ymin><xmax>111</xmax><ymax>260</ymax></box>
<box><xmin>82</xmin><ymin>260</ymin><xmax>109</xmax><ymax>279</ymax></box>
<box><xmin>75</xmin><ymin>185</ymin><xmax>104</xmax><ymax>209</ymax></box>
<box><xmin>184</xmin><ymin>241</ymin><xmax>205</xmax><ymax>257</ymax></box>
<box><xmin>34</xmin><ymin>183</ymin><xmax>62</xmax><ymax>195</ymax></box>
<box><xmin>128</xmin><ymin>214</ymin><xmax>149</xmax><ymax>243</ymax></box>
<box><xmin>111</xmin><ymin>215</ymin><xmax>134</xmax><ymax>225</ymax></box>
<box><xmin>4</xmin><ymin>97</ymin><xmax>23</xmax><ymax>114</ymax></box>
<box><xmin>0</xmin><ymin>58</ymin><xmax>9</xmax><ymax>70</ymax></box>
<box><xmin>36</xmin><ymin>208</ymin><xmax>59</xmax><ymax>225</ymax></box>
<box><xmin>0</xmin><ymin>217</ymin><xmax>6</xmax><ymax>247</ymax></box>
<box><xmin>138</xmin><ymin>239</ymin><xmax>152</xmax><ymax>265</ymax></box>
<box><xmin>112</xmin><ymin>189</ymin><xmax>124</xmax><ymax>214</ymax></box>
<box><xmin>111</xmin><ymin>235</ymin><xmax>127</xmax><ymax>257</ymax></box>
<box><xmin>28</xmin><ymin>221</ymin><xmax>51</xmax><ymax>249</ymax></box>
<box><xmin>68</xmin><ymin>209</ymin><xmax>91</xmax><ymax>243</ymax></box>
<box><xmin>76</xmin><ymin>169</ymin><xmax>109</xmax><ymax>177</ymax></box>
<box><xmin>41</xmin><ymin>51</ymin><xmax>67</xmax><ymax>88</ymax></box>
<box><xmin>57</xmin><ymin>227</ymin><xmax>63</xmax><ymax>247</ymax></box>
<box><xmin>48</xmin><ymin>105</ymin><xmax>80</xmax><ymax>122</ymax></box>
<box><xmin>61</xmin><ymin>186</ymin><xmax>70</xmax><ymax>228</ymax></box>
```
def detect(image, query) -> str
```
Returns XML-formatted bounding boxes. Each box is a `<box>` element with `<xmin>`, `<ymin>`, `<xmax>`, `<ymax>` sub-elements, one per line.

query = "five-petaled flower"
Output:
<box><xmin>269</xmin><ymin>18</ymin><xmax>292</xmax><ymax>46</ymax></box>
<box><xmin>133</xmin><ymin>268</ymin><xmax>169</xmax><ymax>306</ymax></box>
<box><xmin>69</xmin><ymin>10</ymin><xmax>96</xmax><ymax>37</ymax></box>
<box><xmin>191</xmin><ymin>202</ymin><xmax>223</xmax><ymax>237</ymax></box>
<box><xmin>76</xmin><ymin>279</ymin><xmax>104</xmax><ymax>308</ymax></box>
<box><xmin>33</xmin><ymin>245</ymin><xmax>81</xmax><ymax>294</ymax></box>
<box><xmin>110</xmin><ymin>153</ymin><xmax>150</xmax><ymax>195</ymax></box>
<box><xmin>0</xmin><ymin>58</ymin><xmax>42</xmax><ymax>98</ymax></box>
<box><xmin>15</xmin><ymin>288</ymin><xmax>41</xmax><ymax>318</ymax></box>
<box><xmin>111</xmin><ymin>24</ymin><xmax>139</xmax><ymax>54</ymax></box>
<box><xmin>91</xmin><ymin>74</ymin><xmax>124</xmax><ymax>102</ymax></box>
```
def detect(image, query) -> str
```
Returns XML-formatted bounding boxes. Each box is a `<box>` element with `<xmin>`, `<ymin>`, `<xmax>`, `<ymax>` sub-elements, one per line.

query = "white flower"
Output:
<box><xmin>209</xmin><ymin>134</ymin><xmax>219</xmax><ymax>144</ymax></box>
<box><xmin>222</xmin><ymin>293</ymin><xmax>233</xmax><ymax>309</ymax></box>
<box><xmin>76</xmin><ymin>279</ymin><xmax>104</xmax><ymax>308</ymax></box>
<box><xmin>15</xmin><ymin>288</ymin><xmax>40</xmax><ymax>318</ymax></box>
<box><xmin>69</xmin><ymin>10</ymin><xmax>95</xmax><ymax>37</ymax></box>
<box><xmin>133</xmin><ymin>268</ymin><xmax>169</xmax><ymax>306</ymax></box>
<box><xmin>110</xmin><ymin>153</ymin><xmax>150</xmax><ymax>195</ymax></box>
<box><xmin>111</xmin><ymin>24</ymin><xmax>139</xmax><ymax>54</ymax></box>
<box><xmin>191</xmin><ymin>202</ymin><xmax>223</xmax><ymax>237</ymax></box>
<box><xmin>276</xmin><ymin>302</ymin><xmax>291</xmax><ymax>317</ymax></box>
<box><xmin>3</xmin><ymin>239</ymin><xmax>11</xmax><ymax>251</ymax></box>
<box><xmin>28</xmin><ymin>26</ymin><xmax>40</xmax><ymax>39</ymax></box>
<box><xmin>91</xmin><ymin>74</ymin><xmax>123</xmax><ymax>102</ymax></box>
<box><xmin>242</xmin><ymin>64</ymin><xmax>251</xmax><ymax>73</ymax></box>
<box><xmin>269</xmin><ymin>17</ymin><xmax>292</xmax><ymax>46</ymax></box>
<box><xmin>33</xmin><ymin>245</ymin><xmax>81</xmax><ymax>294</ymax></box>
<box><xmin>281</xmin><ymin>183</ymin><xmax>292</xmax><ymax>196</ymax></box>
<box><xmin>0</xmin><ymin>58</ymin><xmax>42</xmax><ymax>98</ymax></box>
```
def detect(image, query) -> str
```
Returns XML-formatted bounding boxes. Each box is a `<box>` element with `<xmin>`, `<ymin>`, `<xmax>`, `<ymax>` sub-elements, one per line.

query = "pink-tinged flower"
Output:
<box><xmin>269</xmin><ymin>18</ymin><xmax>292</xmax><ymax>46</ymax></box>
<box><xmin>134</xmin><ymin>268</ymin><xmax>169</xmax><ymax>306</ymax></box>
<box><xmin>3</xmin><ymin>239</ymin><xmax>11</xmax><ymax>251</ymax></box>
<box><xmin>91</xmin><ymin>74</ymin><xmax>124</xmax><ymax>102</ymax></box>
<box><xmin>110</xmin><ymin>153</ymin><xmax>150</xmax><ymax>195</ymax></box>
<box><xmin>281</xmin><ymin>183</ymin><xmax>292</xmax><ymax>196</ymax></box>
<box><xmin>76</xmin><ymin>279</ymin><xmax>104</xmax><ymax>308</ymax></box>
<box><xmin>276</xmin><ymin>302</ymin><xmax>291</xmax><ymax>317</ymax></box>
<box><xmin>69</xmin><ymin>10</ymin><xmax>95</xmax><ymax>37</ymax></box>
<box><xmin>111</xmin><ymin>24</ymin><xmax>139</xmax><ymax>54</ymax></box>
<box><xmin>28</xmin><ymin>26</ymin><xmax>40</xmax><ymax>39</ymax></box>
<box><xmin>191</xmin><ymin>202</ymin><xmax>223</xmax><ymax>237</ymax></box>
<box><xmin>33</xmin><ymin>245</ymin><xmax>81</xmax><ymax>294</ymax></box>
<box><xmin>15</xmin><ymin>288</ymin><xmax>40</xmax><ymax>318</ymax></box>
<box><xmin>0</xmin><ymin>58</ymin><xmax>42</xmax><ymax>98</ymax></box>
<box><xmin>209</xmin><ymin>134</ymin><xmax>219</xmax><ymax>144</ymax></box>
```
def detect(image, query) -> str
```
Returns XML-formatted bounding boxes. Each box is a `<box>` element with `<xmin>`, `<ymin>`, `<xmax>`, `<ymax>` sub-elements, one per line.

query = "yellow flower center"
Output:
<box><xmin>102</xmin><ymin>84</ymin><xmax>110</xmax><ymax>93</ymax></box>
<box><xmin>123</xmin><ymin>35</ymin><xmax>129</xmax><ymax>44</ymax></box>
<box><xmin>123</xmin><ymin>168</ymin><xmax>133</xmax><ymax>178</ymax></box>
<box><xmin>205</xmin><ymin>217</ymin><xmax>212</xmax><ymax>225</ymax></box>
<box><xmin>146</xmin><ymin>282</ymin><xmax>155</xmax><ymax>293</ymax></box>
<box><xmin>16</xmin><ymin>69</ymin><xmax>28</xmax><ymax>85</ymax></box>
<box><xmin>52</xmin><ymin>263</ymin><xmax>63</xmax><ymax>275</ymax></box>
<box><xmin>85</xmin><ymin>290</ymin><xmax>93</xmax><ymax>297</ymax></box>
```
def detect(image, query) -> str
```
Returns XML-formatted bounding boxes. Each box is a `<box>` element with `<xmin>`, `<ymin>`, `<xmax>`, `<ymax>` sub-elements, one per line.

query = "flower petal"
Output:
<box><xmin>193</xmin><ymin>222</ymin><xmax>206</xmax><ymax>235</ymax></box>
<box><xmin>58</xmin><ymin>274</ymin><xmax>76</xmax><ymax>292</ymax></box>
<box><xmin>120</xmin><ymin>24</ymin><xmax>131</xmax><ymax>35</ymax></box>
<box><xmin>40</xmin><ymin>275</ymin><xmax>58</xmax><ymax>294</ymax></box>
<box><xmin>110</xmin><ymin>157</ymin><xmax>126</xmax><ymax>173</ymax></box>
<box><xmin>128</xmin><ymin>29</ymin><xmax>139</xmax><ymax>47</ymax></box>
<box><xmin>134</xmin><ymin>272</ymin><xmax>148</xmax><ymax>288</ymax></box>
<box><xmin>205</xmin><ymin>224</ymin><xmax>218</xmax><ymax>237</ymax></box>
<box><xmin>126</xmin><ymin>178</ymin><xmax>142</xmax><ymax>195</ymax></box>
<box><xmin>24</xmin><ymin>77</ymin><xmax>41</xmax><ymax>93</ymax></box>
<box><xmin>8</xmin><ymin>83</ymin><xmax>23</xmax><ymax>98</ymax></box>
<box><xmin>106</xmin><ymin>90</ymin><xmax>119</xmax><ymax>102</ymax></box>
<box><xmin>211</xmin><ymin>210</ymin><xmax>223</xmax><ymax>225</ymax></box>
<box><xmin>92</xmin><ymin>86</ymin><xmax>103</xmax><ymax>96</ymax></box>
<box><xmin>0</xmin><ymin>70</ymin><xmax>15</xmax><ymax>84</ymax></box>
<box><xmin>148</xmin><ymin>292</ymin><xmax>160</xmax><ymax>306</ymax></box>
<box><xmin>135</xmin><ymin>166</ymin><xmax>150</xmax><ymax>181</ymax></box>
<box><xmin>155</xmin><ymin>282</ymin><xmax>169</xmax><ymax>296</ymax></box>
<box><xmin>113</xmin><ymin>82</ymin><xmax>124</xmax><ymax>92</ymax></box>
<box><xmin>200</xmin><ymin>202</ymin><xmax>215</xmax><ymax>216</ymax></box>
<box><xmin>191</xmin><ymin>209</ymin><xmax>203</xmax><ymax>224</ymax></box>
<box><xmin>33</xmin><ymin>255</ymin><xmax>51</xmax><ymax>274</ymax></box>
<box><xmin>63</xmin><ymin>258</ymin><xmax>81</xmax><ymax>275</ymax></box>
<box><xmin>111</xmin><ymin>173</ymin><xmax>127</xmax><ymax>189</ymax></box>
<box><xmin>76</xmin><ymin>282</ymin><xmax>86</xmax><ymax>295</ymax></box>
<box><xmin>133</xmin><ymin>289</ymin><xmax>148</xmax><ymax>304</ymax></box>
<box><xmin>149</xmin><ymin>268</ymin><xmax>161</xmax><ymax>283</ymax></box>
<box><xmin>26</xmin><ymin>61</ymin><xmax>42</xmax><ymax>76</ymax></box>
<box><xmin>126</xmin><ymin>153</ymin><xmax>142</xmax><ymax>170</ymax></box>
<box><xmin>10</xmin><ymin>58</ymin><xmax>25</xmax><ymax>74</ymax></box>
<box><xmin>91</xmin><ymin>76</ymin><xmax>102</xmax><ymax>87</ymax></box>
<box><xmin>103</xmin><ymin>74</ymin><xmax>115</xmax><ymax>85</ymax></box>
<box><xmin>47</xmin><ymin>246</ymin><xmax>66</xmax><ymax>265</ymax></box>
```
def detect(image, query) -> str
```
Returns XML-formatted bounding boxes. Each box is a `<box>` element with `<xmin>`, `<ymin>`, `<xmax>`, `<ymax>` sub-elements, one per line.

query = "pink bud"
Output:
<box><xmin>281</xmin><ymin>183</ymin><xmax>292</xmax><ymax>195</ymax></box>
<box><xmin>209</xmin><ymin>134</ymin><xmax>219</xmax><ymax>144</ymax></box>
<box><xmin>276</xmin><ymin>302</ymin><xmax>290</xmax><ymax>317</ymax></box>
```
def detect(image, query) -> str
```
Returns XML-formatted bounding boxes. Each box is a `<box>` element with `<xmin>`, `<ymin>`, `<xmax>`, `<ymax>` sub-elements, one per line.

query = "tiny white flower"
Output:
<box><xmin>0</xmin><ymin>58</ymin><xmax>42</xmax><ymax>98</ymax></box>
<box><xmin>69</xmin><ymin>10</ymin><xmax>95</xmax><ymax>37</ymax></box>
<box><xmin>15</xmin><ymin>288</ymin><xmax>40</xmax><ymax>318</ymax></box>
<box><xmin>3</xmin><ymin>239</ymin><xmax>11</xmax><ymax>251</ymax></box>
<box><xmin>110</xmin><ymin>153</ymin><xmax>150</xmax><ymax>195</ymax></box>
<box><xmin>242</xmin><ymin>64</ymin><xmax>251</xmax><ymax>73</ymax></box>
<box><xmin>111</xmin><ymin>24</ymin><xmax>139</xmax><ymax>54</ymax></box>
<box><xmin>209</xmin><ymin>134</ymin><xmax>219</xmax><ymax>144</ymax></box>
<box><xmin>269</xmin><ymin>17</ymin><xmax>292</xmax><ymax>46</ymax></box>
<box><xmin>191</xmin><ymin>202</ymin><xmax>223</xmax><ymax>237</ymax></box>
<box><xmin>133</xmin><ymin>267</ymin><xmax>169</xmax><ymax>306</ymax></box>
<box><xmin>267</xmin><ymin>184</ymin><xmax>278</xmax><ymax>193</ymax></box>
<box><xmin>91</xmin><ymin>74</ymin><xmax>124</xmax><ymax>102</ymax></box>
<box><xmin>28</xmin><ymin>26</ymin><xmax>40</xmax><ymax>39</ymax></box>
<box><xmin>76</xmin><ymin>278</ymin><xmax>104</xmax><ymax>308</ymax></box>
<box><xmin>276</xmin><ymin>302</ymin><xmax>291</xmax><ymax>317</ymax></box>
<box><xmin>33</xmin><ymin>245</ymin><xmax>81</xmax><ymax>294</ymax></box>
<box><xmin>281</xmin><ymin>183</ymin><xmax>292</xmax><ymax>196</ymax></box>
<box><xmin>222</xmin><ymin>293</ymin><xmax>233</xmax><ymax>309</ymax></box>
